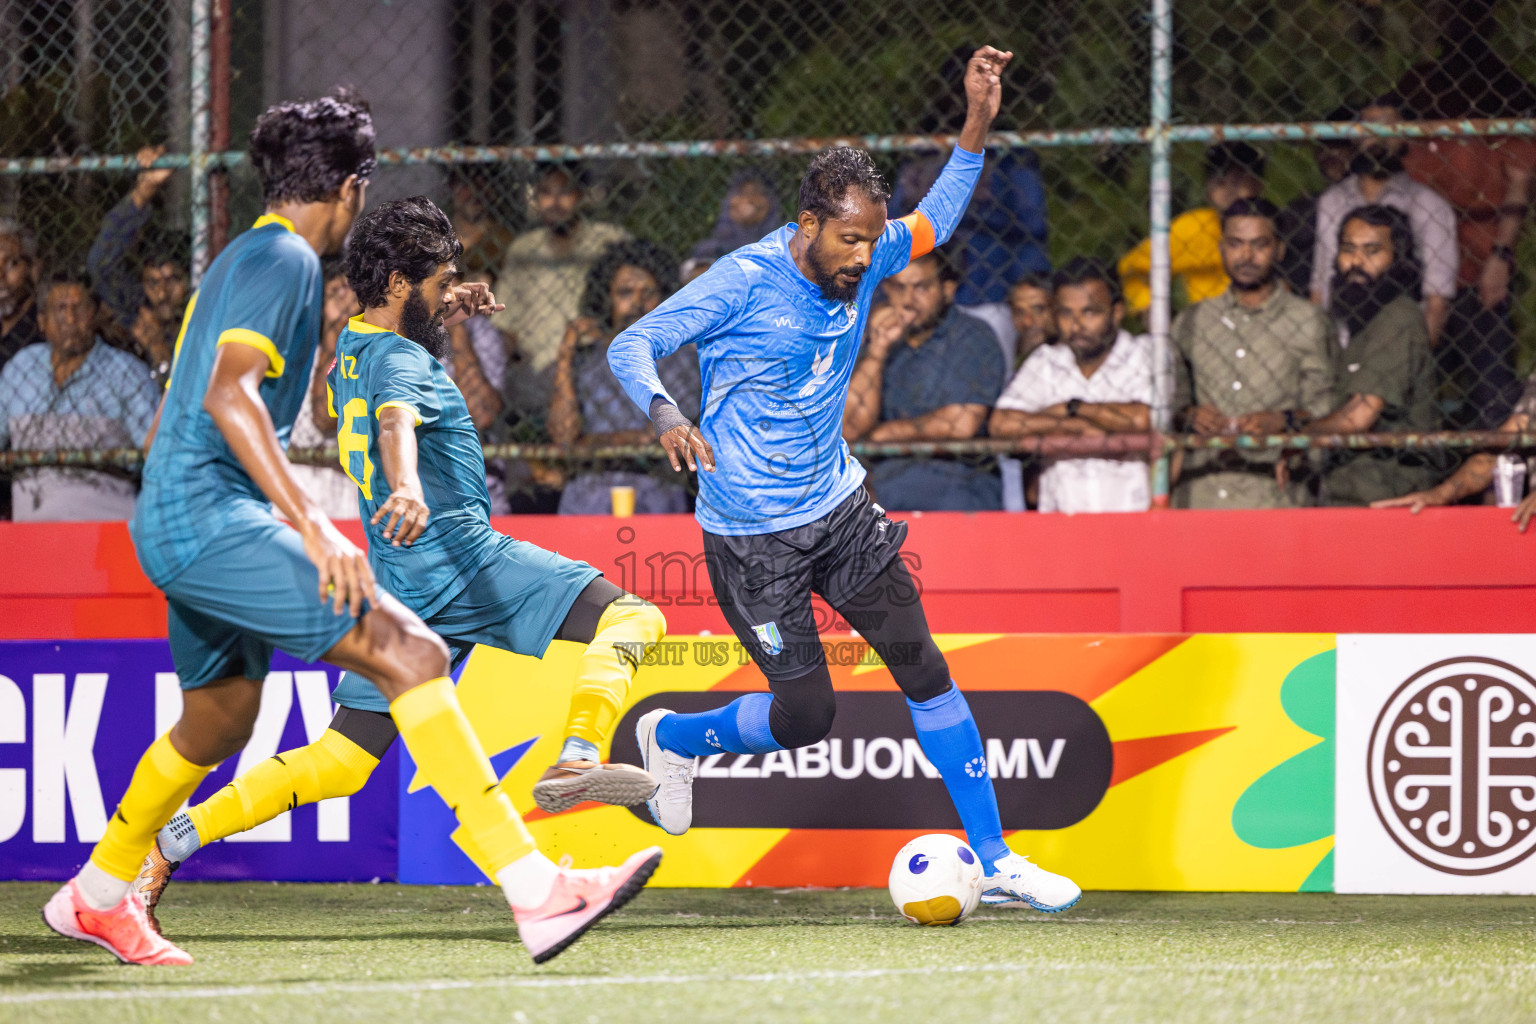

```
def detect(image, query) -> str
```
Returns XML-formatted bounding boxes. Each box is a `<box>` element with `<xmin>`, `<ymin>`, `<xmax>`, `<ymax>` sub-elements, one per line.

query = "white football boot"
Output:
<box><xmin>636</xmin><ymin>708</ymin><xmax>696</xmax><ymax>835</ymax></box>
<box><xmin>980</xmin><ymin>851</ymin><xmax>1082</xmax><ymax>912</ymax></box>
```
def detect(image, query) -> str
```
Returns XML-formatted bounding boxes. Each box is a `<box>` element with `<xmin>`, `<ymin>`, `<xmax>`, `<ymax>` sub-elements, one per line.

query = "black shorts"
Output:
<box><xmin>703</xmin><ymin>487</ymin><xmax>908</xmax><ymax>683</ymax></box>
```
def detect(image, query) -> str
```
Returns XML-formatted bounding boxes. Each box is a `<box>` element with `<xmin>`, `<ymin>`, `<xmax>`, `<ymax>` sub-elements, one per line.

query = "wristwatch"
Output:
<box><xmin>1283</xmin><ymin>409</ymin><xmax>1299</xmax><ymax>433</ymax></box>
<box><xmin>1492</xmin><ymin>244</ymin><xmax>1517</xmax><ymax>268</ymax></box>
<box><xmin>1066</xmin><ymin>398</ymin><xmax>1083</xmax><ymax>419</ymax></box>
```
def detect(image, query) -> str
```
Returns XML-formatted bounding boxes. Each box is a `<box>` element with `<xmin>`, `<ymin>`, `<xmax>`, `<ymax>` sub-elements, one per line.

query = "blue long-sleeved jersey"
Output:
<box><xmin>608</xmin><ymin>146</ymin><xmax>984</xmax><ymax>536</ymax></box>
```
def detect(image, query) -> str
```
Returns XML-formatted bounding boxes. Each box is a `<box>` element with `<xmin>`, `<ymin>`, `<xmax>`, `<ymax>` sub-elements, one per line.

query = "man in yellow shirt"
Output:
<box><xmin>1120</xmin><ymin>143</ymin><xmax>1267</xmax><ymax>312</ymax></box>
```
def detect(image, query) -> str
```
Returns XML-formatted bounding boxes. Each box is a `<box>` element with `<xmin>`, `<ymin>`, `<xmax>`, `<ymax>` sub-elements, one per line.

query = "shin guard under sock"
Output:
<box><xmin>391</xmin><ymin>678</ymin><xmax>535</xmax><ymax>874</ymax></box>
<box><xmin>908</xmin><ymin>685</ymin><xmax>1010</xmax><ymax>873</ymax></box>
<box><xmin>655</xmin><ymin>692</ymin><xmax>780</xmax><ymax>757</ymax></box>
<box><xmin>184</xmin><ymin>729</ymin><xmax>379</xmax><ymax>847</ymax></box>
<box><xmin>562</xmin><ymin>600</ymin><xmax>666</xmax><ymax>747</ymax></box>
<box><xmin>89</xmin><ymin>733</ymin><xmax>212</xmax><ymax>882</ymax></box>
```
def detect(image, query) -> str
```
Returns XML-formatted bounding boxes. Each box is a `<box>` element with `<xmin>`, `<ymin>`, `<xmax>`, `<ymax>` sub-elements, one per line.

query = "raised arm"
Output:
<box><xmin>89</xmin><ymin>147</ymin><xmax>171</xmax><ymax>330</ymax></box>
<box><xmin>892</xmin><ymin>47</ymin><xmax>1013</xmax><ymax>267</ymax></box>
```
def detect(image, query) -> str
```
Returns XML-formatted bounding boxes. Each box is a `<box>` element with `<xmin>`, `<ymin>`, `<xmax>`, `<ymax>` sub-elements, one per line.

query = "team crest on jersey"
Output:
<box><xmin>752</xmin><ymin>621</ymin><xmax>784</xmax><ymax>656</ymax></box>
<box><xmin>796</xmin><ymin>344</ymin><xmax>836</xmax><ymax>398</ymax></box>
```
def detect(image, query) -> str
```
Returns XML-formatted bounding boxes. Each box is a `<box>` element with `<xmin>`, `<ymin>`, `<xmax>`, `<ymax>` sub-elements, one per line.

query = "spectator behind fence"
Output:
<box><xmin>890</xmin><ymin>46</ymin><xmax>1049</xmax><ymax>364</ymax></box>
<box><xmin>1171</xmin><ymin>199</ymin><xmax>1334</xmax><ymax>508</ymax></box>
<box><xmin>844</xmin><ymin>252</ymin><xmax>1005</xmax><ymax>511</ymax></box>
<box><xmin>0</xmin><ymin>219</ymin><xmax>41</xmax><ymax>522</ymax></box>
<box><xmin>1373</xmin><ymin>368</ymin><xmax>1536</xmax><ymax>515</ymax></box>
<box><xmin>1275</xmin><ymin>106</ymin><xmax>1354</xmax><ymax>297</ymax></box>
<box><xmin>1007</xmin><ymin>272</ymin><xmax>1056</xmax><ymax>368</ymax></box>
<box><xmin>491</xmin><ymin>164</ymin><xmax>630</xmax><ymax>431</ymax></box>
<box><xmin>1397</xmin><ymin>7</ymin><xmax>1536</xmax><ymax>430</ymax></box>
<box><xmin>1308</xmin><ymin>206</ymin><xmax>1440</xmax><ymax>505</ymax></box>
<box><xmin>285</xmin><ymin>269</ymin><xmax>361</xmax><ymax>520</ymax></box>
<box><xmin>449</xmin><ymin>167</ymin><xmax>516</xmax><ymax>280</ymax></box>
<box><xmin>690</xmin><ymin>167</ymin><xmax>780</xmax><ymax>264</ymax></box>
<box><xmin>0</xmin><ymin>220</ymin><xmax>41</xmax><ymax>372</ymax></box>
<box><xmin>1120</xmin><ymin>142</ymin><xmax>1266</xmax><ymax>313</ymax></box>
<box><xmin>0</xmin><ymin>273</ymin><xmax>158</xmax><ymax>521</ymax></box>
<box><xmin>86</xmin><ymin>145</ymin><xmax>190</xmax><ymax>387</ymax></box>
<box><xmin>1309</xmin><ymin>95</ymin><xmax>1457</xmax><ymax>345</ymax></box>
<box><xmin>444</xmin><ymin>267</ymin><xmax>512</xmax><ymax>514</ymax></box>
<box><xmin>549</xmin><ymin>239</ymin><xmax>699</xmax><ymax>515</ymax></box>
<box><xmin>989</xmin><ymin>258</ymin><xmax>1155</xmax><ymax>514</ymax></box>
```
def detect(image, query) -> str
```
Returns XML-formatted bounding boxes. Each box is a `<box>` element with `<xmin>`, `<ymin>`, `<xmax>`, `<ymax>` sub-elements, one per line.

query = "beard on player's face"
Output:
<box><xmin>808</xmin><ymin>231</ymin><xmax>866</xmax><ymax>303</ymax></box>
<box><xmin>399</xmin><ymin>283</ymin><xmax>451</xmax><ymax>361</ymax></box>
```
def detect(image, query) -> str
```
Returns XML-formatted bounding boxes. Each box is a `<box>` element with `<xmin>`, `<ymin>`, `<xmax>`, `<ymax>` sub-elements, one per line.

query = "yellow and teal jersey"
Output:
<box><xmin>131</xmin><ymin>214</ymin><xmax>323</xmax><ymax>586</ymax></box>
<box><xmin>327</xmin><ymin>317</ymin><xmax>504</xmax><ymax>619</ymax></box>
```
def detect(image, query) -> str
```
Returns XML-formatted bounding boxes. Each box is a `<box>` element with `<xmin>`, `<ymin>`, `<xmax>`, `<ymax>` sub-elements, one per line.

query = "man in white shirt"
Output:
<box><xmin>1310</xmin><ymin>95</ymin><xmax>1458</xmax><ymax>343</ymax></box>
<box><xmin>988</xmin><ymin>257</ymin><xmax>1155</xmax><ymax>513</ymax></box>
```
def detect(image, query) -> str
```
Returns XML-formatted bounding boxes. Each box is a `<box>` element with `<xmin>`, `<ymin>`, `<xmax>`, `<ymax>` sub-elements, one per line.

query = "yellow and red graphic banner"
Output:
<box><xmin>413</xmin><ymin>633</ymin><xmax>1335</xmax><ymax>891</ymax></box>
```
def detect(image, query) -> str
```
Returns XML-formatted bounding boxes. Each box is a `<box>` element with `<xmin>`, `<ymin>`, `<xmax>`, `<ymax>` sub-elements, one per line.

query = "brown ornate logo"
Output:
<box><xmin>1368</xmin><ymin>657</ymin><xmax>1536</xmax><ymax>875</ymax></box>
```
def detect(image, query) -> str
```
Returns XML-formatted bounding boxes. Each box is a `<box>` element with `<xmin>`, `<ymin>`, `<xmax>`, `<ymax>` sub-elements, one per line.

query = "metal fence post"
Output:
<box><xmin>1148</xmin><ymin>0</ymin><xmax>1174</xmax><ymax>507</ymax></box>
<box><xmin>189</xmin><ymin>0</ymin><xmax>212</xmax><ymax>286</ymax></box>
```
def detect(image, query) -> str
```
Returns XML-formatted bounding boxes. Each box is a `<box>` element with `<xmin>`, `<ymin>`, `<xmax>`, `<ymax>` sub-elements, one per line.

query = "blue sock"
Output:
<box><xmin>908</xmin><ymin>684</ymin><xmax>1009</xmax><ymax>874</ymax></box>
<box><xmin>655</xmin><ymin>693</ymin><xmax>782</xmax><ymax>757</ymax></box>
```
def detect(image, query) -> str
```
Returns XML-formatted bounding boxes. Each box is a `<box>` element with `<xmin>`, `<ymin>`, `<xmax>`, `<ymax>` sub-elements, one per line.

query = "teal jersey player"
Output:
<box><xmin>131</xmin><ymin>213</ymin><xmax>322</xmax><ymax>586</ymax></box>
<box><xmin>328</xmin><ymin>316</ymin><xmax>506</xmax><ymax>619</ymax></box>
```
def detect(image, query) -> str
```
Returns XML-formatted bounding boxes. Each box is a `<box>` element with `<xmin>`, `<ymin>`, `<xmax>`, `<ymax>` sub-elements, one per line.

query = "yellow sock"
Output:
<box><xmin>187</xmin><ymin>729</ymin><xmax>379</xmax><ymax>844</ymax></box>
<box><xmin>89</xmin><ymin>734</ymin><xmax>212</xmax><ymax>881</ymax></box>
<box><xmin>391</xmin><ymin>677</ymin><xmax>535</xmax><ymax>874</ymax></box>
<box><xmin>564</xmin><ymin>599</ymin><xmax>666</xmax><ymax>746</ymax></box>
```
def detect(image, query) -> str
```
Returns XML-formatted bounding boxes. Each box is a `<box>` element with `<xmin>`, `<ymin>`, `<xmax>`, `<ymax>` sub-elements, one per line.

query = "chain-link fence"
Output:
<box><xmin>3</xmin><ymin>0</ymin><xmax>1536</xmax><ymax>519</ymax></box>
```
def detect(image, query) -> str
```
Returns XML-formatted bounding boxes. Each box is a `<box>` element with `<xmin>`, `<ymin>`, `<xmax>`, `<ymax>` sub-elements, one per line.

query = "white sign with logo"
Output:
<box><xmin>1337</xmin><ymin>635</ymin><xmax>1536</xmax><ymax>894</ymax></box>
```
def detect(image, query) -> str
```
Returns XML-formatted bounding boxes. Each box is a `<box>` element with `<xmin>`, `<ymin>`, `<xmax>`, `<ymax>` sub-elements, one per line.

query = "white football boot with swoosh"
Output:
<box><xmin>637</xmin><ymin>708</ymin><xmax>697</xmax><ymax>835</ymax></box>
<box><xmin>980</xmin><ymin>852</ymin><xmax>1082</xmax><ymax>912</ymax></box>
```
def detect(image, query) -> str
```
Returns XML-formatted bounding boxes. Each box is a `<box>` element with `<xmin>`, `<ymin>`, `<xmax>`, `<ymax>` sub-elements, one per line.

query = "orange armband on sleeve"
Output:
<box><xmin>898</xmin><ymin>212</ymin><xmax>937</xmax><ymax>261</ymax></box>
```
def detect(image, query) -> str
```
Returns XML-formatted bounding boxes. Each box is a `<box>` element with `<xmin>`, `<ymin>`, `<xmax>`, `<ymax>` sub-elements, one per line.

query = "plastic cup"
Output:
<box><xmin>1495</xmin><ymin>453</ymin><xmax>1526</xmax><ymax>507</ymax></box>
<box><xmin>610</xmin><ymin>485</ymin><xmax>636</xmax><ymax>518</ymax></box>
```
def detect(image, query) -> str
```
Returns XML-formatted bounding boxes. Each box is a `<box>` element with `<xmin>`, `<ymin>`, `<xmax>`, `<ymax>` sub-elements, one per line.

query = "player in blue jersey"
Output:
<box><xmin>43</xmin><ymin>95</ymin><xmax>658</xmax><ymax>967</ymax></box>
<box><xmin>135</xmin><ymin>200</ymin><xmax>667</xmax><ymax>949</ymax></box>
<box><xmin>607</xmin><ymin>46</ymin><xmax>1080</xmax><ymax>913</ymax></box>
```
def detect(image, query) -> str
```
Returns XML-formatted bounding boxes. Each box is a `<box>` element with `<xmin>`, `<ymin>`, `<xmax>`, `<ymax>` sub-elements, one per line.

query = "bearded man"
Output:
<box><xmin>1307</xmin><ymin>205</ymin><xmax>1441</xmax><ymax>504</ymax></box>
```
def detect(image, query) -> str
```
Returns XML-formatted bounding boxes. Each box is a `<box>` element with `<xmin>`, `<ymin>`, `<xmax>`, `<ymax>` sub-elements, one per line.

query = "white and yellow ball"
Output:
<box><xmin>887</xmin><ymin>834</ymin><xmax>983</xmax><ymax>926</ymax></box>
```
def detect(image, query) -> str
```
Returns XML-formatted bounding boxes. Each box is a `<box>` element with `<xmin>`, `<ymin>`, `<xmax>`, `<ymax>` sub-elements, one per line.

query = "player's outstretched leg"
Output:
<box><xmin>42</xmin><ymin>677</ymin><xmax>264</xmax><ymax>965</ymax></box>
<box><xmin>534</xmin><ymin>582</ymin><xmax>666</xmax><ymax>813</ymax></box>
<box><xmin>835</xmin><ymin>559</ymin><xmax>1081</xmax><ymax>913</ymax></box>
<box><xmin>331</xmin><ymin>595</ymin><xmax>661</xmax><ymax>963</ymax></box>
<box><xmin>639</xmin><ymin>666</ymin><xmax>835</xmax><ymax>835</ymax></box>
<box><xmin>133</xmin><ymin>706</ymin><xmax>395</xmax><ymax>930</ymax></box>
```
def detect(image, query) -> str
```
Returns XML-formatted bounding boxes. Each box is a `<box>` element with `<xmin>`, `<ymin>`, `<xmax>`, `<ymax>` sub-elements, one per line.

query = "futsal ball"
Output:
<box><xmin>888</xmin><ymin>834</ymin><xmax>983</xmax><ymax>926</ymax></box>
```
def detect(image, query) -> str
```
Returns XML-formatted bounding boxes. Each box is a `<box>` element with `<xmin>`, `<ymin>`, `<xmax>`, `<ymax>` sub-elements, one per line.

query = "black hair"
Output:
<box><xmin>579</xmin><ymin>239</ymin><xmax>679</xmax><ymax>327</ymax></box>
<box><xmin>798</xmin><ymin>147</ymin><xmax>891</xmax><ymax>223</ymax></box>
<box><xmin>138</xmin><ymin>227</ymin><xmax>189</xmax><ymax>275</ymax></box>
<box><xmin>39</xmin><ymin>270</ymin><xmax>96</xmax><ymax>309</ymax></box>
<box><xmin>1365</xmin><ymin>91</ymin><xmax>1417</xmax><ymax>122</ymax></box>
<box><xmin>1051</xmin><ymin>256</ymin><xmax>1123</xmax><ymax>305</ymax></box>
<box><xmin>344</xmin><ymin>196</ymin><xmax>462</xmax><ymax>310</ymax></box>
<box><xmin>535</xmin><ymin>162</ymin><xmax>591</xmax><ymax>192</ymax></box>
<box><xmin>249</xmin><ymin>89</ymin><xmax>377</xmax><ymax>205</ymax></box>
<box><xmin>0</xmin><ymin>218</ymin><xmax>38</xmax><ymax>261</ymax></box>
<box><xmin>1338</xmin><ymin>203</ymin><xmax>1423</xmax><ymax>298</ymax></box>
<box><xmin>910</xmin><ymin>248</ymin><xmax>960</xmax><ymax>283</ymax></box>
<box><xmin>1010</xmin><ymin>271</ymin><xmax>1055</xmax><ymax>293</ymax></box>
<box><xmin>1205</xmin><ymin>142</ymin><xmax>1266</xmax><ymax>183</ymax></box>
<box><xmin>1219</xmin><ymin>196</ymin><xmax>1282</xmax><ymax>232</ymax></box>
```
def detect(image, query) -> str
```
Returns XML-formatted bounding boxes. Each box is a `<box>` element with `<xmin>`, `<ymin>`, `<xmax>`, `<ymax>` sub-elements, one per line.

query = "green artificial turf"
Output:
<box><xmin>2</xmin><ymin>883</ymin><xmax>1535</xmax><ymax>1023</ymax></box>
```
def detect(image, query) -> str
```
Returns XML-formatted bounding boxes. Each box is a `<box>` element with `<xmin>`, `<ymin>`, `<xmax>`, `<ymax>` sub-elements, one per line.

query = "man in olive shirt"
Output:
<box><xmin>1309</xmin><ymin>205</ymin><xmax>1440</xmax><ymax>504</ymax></box>
<box><xmin>1171</xmin><ymin>198</ymin><xmax>1334</xmax><ymax>508</ymax></box>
